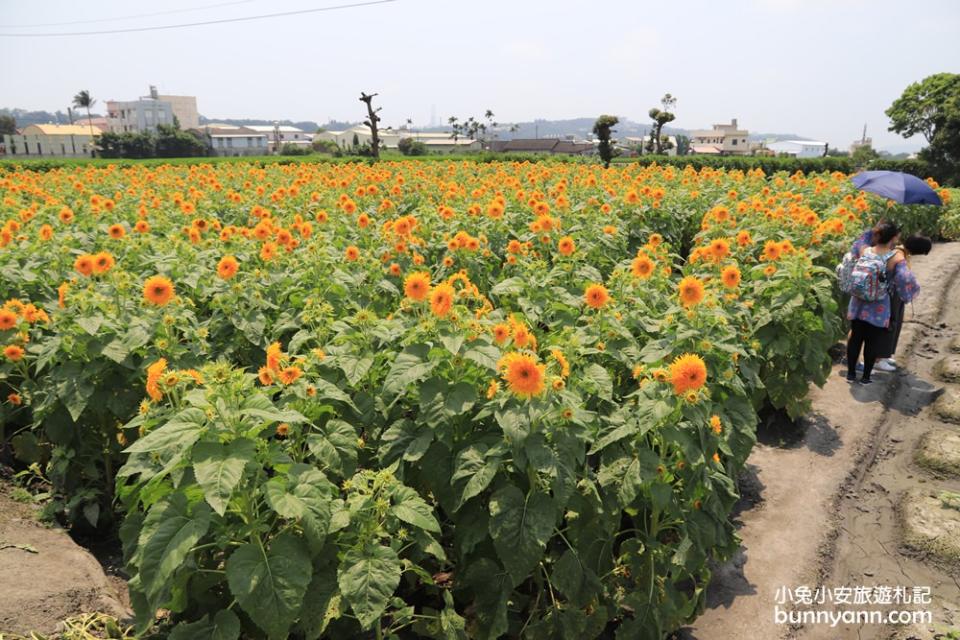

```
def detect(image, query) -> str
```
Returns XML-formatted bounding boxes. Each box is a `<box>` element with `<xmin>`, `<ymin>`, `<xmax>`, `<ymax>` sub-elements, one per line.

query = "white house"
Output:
<box><xmin>767</xmin><ymin>140</ymin><xmax>829</xmax><ymax>158</ymax></box>
<box><xmin>1</xmin><ymin>124</ymin><xmax>97</xmax><ymax>157</ymax></box>
<box><xmin>246</xmin><ymin>125</ymin><xmax>312</xmax><ymax>153</ymax></box>
<box><xmin>194</xmin><ymin>125</ymin><xmax>269</xmax><ymax>156</ymax></box>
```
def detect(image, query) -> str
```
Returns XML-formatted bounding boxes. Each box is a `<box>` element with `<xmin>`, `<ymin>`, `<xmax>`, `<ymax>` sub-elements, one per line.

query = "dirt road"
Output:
<box><xmin>684</xmin><ymin>243</ymin><xmax>960</xmax><ymax>640</ymax></box>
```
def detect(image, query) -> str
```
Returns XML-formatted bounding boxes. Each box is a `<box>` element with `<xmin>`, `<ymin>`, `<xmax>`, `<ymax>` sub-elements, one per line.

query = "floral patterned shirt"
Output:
<box><xmin>850</xmin><ymin>228</ymin><xmax>872</xmax><ymax>257</ymax></box>
<box><xmin>847</xmin><ymin>249</ymin><xmax>920</xmax><ymax>328</ymax></box>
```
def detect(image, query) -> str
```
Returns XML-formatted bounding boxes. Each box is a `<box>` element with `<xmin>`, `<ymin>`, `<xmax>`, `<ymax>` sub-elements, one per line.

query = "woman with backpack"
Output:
<box><xmin>845</xmin><ymin>221</ymin><xmax>921</xmax><ymax>384</ymax></box>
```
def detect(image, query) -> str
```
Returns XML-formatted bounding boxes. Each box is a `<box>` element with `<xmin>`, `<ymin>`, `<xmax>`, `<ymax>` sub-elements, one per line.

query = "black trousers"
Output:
<box><xmin>877</xmin><ymin>292</ymin><xmax>904</xmax><ymax>359</ymax></box>
<box><xmin>847</xmin><ymin>319</ymin><xmax>886</xmax><ymax>379</ymax></box>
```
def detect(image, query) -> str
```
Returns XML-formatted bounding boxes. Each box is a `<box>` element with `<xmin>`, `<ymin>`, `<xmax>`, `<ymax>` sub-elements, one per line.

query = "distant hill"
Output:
<box><xmin>1</xmin><ymin>107</ymin><xmax>105</xmax><ymax>127</ymax></box>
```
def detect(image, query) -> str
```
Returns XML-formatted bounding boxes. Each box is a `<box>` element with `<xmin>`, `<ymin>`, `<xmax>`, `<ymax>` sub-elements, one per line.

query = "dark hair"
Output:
<box><xmin>903</xmin><ymin>234</ymin><xmax>932</xmax><ymax>256</ymax></box>
<box><xmin>871</xmin><ymin>220</ymin><xmax>900</xmax><ymax>246</ymax></box>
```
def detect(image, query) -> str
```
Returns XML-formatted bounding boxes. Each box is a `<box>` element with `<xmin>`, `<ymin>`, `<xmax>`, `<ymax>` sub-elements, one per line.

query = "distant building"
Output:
<box><xmin>488</xmin><ymin>138</ymin><xmax>594</xmax><ymax>155</ymax></box>
<box><xmin>690</xmin><ymin>118</ymin><xmax>752</xmax><ymax>155</ymax></box>
<box><xmin>106</xmin><ymin>86</ymin><xmax>198</xmax><ymax>132</ymax></box>
<box><xmin>194</xmin><ymin>125</ymin><xmax>269</xmax><ymax>156</ymax></box>
<box><xmin>767</xmin><ymin>140</ymin><xmax>829</xmax><ymax>158</ymax></box>
<box><xmin>313</xmin><ymin>125</ymin><xmax>483</xmax><ymax>152</ymax></box>
<box><xmin>156</xmin><ymin>94</ymin><xmax>200</xmax><ymax>130</ymax></box>
<box><xmin>2</xmin><ymin>124</ymin><xmax>96</xmax><ymax>157</ymax></box>
<box><xmin>107</xmin><ymin>98</ymin><xmax>174</xmax><ymax>133</ymax></box>
<box><xmin>850</xmin><ymin>125</ymin><xmax>874</xmax><ymax>155</ymax></box>
<box><xmin>246</xmin><ymin>125</ymin><xmax>312</xmax><ymax>153</ymax></box>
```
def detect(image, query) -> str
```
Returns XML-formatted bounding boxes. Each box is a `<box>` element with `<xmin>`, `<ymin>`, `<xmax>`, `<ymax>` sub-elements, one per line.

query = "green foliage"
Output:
<box><xmin>886</xmin><ymin>73</ymin><xmax>960</xmax><ymax>186</ymax></box>
<box><xmin>0</xmin><ymin>114</ymin><xmax>16</xmax><ymax>137</ymax></box>
<box><xmin>279</xmin><ymin>143</ymin><xmax>313</xmax><ymax>156</ymax></box>
<box><xmin>97</xmin><ymin>127</ymin><xmax>207</xmax><ymax>159</ymax></box>
<box><xmin>398</xmin><ymin>137</ymin><xmax>428</xmax><ymax>156</ymax></box>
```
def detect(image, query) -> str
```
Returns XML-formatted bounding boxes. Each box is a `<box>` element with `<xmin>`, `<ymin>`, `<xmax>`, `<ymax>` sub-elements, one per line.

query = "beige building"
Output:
<box><xmin>193</xmin><ymin>125</ymin><xmax>269</xmax><ymax>156</ymax></box>
<box><xmin>157</xmin><ymin>94</ymin><xmax>199</xmax><ymax>130</ymax></box>
<box><xmin>1</xmin><ymin>124</ymin><xmax>96</xmax><ymax>157</ymax></box>
<box><xmin>690</xmin><ymin>118</ymin><xmax>752</xmax><ymax>155</ymax></box>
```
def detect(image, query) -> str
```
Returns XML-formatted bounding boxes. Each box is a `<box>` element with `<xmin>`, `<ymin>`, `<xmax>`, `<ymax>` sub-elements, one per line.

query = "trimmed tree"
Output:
<box><xmin>593</xmin><ymin>115</ymin><xmax>619</xmax><ymax>168</ymax></box>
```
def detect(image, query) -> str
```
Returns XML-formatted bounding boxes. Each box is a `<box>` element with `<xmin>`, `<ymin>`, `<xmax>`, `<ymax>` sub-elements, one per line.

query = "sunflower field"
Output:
<box><xmin>0</xmin><ymin>160</ymin><xmax>945</xmax><ymax>639</ymax></box>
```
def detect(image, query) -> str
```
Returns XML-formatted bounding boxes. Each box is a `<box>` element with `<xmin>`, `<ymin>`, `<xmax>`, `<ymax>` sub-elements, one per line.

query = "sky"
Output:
<box><xmin>2</xmin><ymin>0</ymin><xmax>959</xmax><ymax>152</ymax></box>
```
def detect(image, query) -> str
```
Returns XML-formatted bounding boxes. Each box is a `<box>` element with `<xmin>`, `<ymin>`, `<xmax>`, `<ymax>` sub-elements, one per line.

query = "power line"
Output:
<box><xmin>0</xmin><ymin>0</ymin><xmax>397</xmax><ymax>37</ymax></box>
<box><xmin>0</xmin><ymin>0</ymin><xmax>260</xmax><ymax>29</ymax></box>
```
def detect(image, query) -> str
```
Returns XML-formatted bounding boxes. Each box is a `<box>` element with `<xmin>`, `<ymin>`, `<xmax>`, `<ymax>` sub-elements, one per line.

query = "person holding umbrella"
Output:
<box><xmin>844</xmin><ymin>171</ymin><xmax>941</xmax><ymax>376</ymax></box>
<box><xmin>846</xmin><ymin>222</ymin><xmax>922</xmax><ymax>384</ymax></box>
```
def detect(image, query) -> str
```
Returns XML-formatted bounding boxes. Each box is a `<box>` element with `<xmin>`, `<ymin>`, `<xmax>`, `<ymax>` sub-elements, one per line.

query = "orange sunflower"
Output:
<box><xmin>217</xmin><ymin>256</ymin><xmax>239</xmax><ymax>280</ymax></box>
<box><xmin>668</xmin><ymin>353</ymin><xmax>707</xmax><ymax>395</ymax></box>
<box><xmin>3</xmin><ymin>344</ymin><xmax>24</xmax><ymax>361</ymax></box>
<box><xmin>143</xmin><ymin>275</ymin><xmax>175</xmax><ymax>306</ymax></box>
<box><xmin>500</xmin><ymin>352</ymin><xmax>546</xmax><ymax>398</ymax></box>
<box><xmin>584</xmin><ymin>283</ymin><xmax>610</xmax><ymax>309</ymax></box>
<box><xmin>557</xmin><ymin>236</ymin><xmax>575</xmax><ymax>256</ymax></box>
<box><xmin>430</xmin><ymin>283</ymin><xmax>455</xmax><ymax>317</ymax></box>
<box><xmin>677</xmin><ymin>276</ymin><xmax>705</xmax><ymax>307</ymax></box>
<box><xmin>92</xmin><ymin>251</ymin><xmax>115</xmax><ymax>275</ymax></box>
<box><xmin>721</xmin><ymin>265</ymin><xmax>741</xmax><ymax>289</ymax></box>
<box><xmin>74</xmin><ymin>254</ymin><xmax>95</xmax><ymax>277</ymax></box>
<box><xmin>403</xmin><ymin>271</ymin><xmax>431</xmax><ymax>301</ymax></box>
<box><xmin>0</xmin><ymin>309</ymin><xmax>17</xmax><ymax>331</ymax></box>
<box><xmin>631</xmin><ymin>255</ymin><xmax>655</xmax><ymax>279</ymax></box>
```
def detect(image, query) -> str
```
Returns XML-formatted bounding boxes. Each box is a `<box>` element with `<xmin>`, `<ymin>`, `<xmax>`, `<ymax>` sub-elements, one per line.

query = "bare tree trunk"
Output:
<box><xmin>360</xmin><ymin>92</ymin><xmax>381</xmax><ymax>161</ymax></box>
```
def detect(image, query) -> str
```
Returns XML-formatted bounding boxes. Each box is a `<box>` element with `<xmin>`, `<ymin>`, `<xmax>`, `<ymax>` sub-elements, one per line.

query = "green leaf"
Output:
<box><xmin>552</xmin><ymin>549</ymin><xmax>600</xmax><ymax>607</ymax></box>
<box><xmin>337</xmin><ymin>543</ymin><xmax>402</xmax><ymax>630</ymax></box>
<box><xmin>137</xmin><ymin>495</ymin><xmax>211</xmax><ymax>605</ymax></box>
<box><xmin>125</xmin><ymin>408</ymin><xmax>207</xmax><ymax>454</ymax></box>
<box><xmin>265</xmin><ymin>471</ymin><xmax>333</xmax><ymax>553</ymax></box>
<box><xmin>307</xmin><ymin>420</ymin><xmax>358</xmax><ymax>477</ymax></box>
<box><xmin>464</xmin><ymin>344</ymin><xmax>501</xmax><ymax>371</ymax></box>
<box><xmin>310</xmin><ymin>378</ymin><xmax>358</xmax><ymax>411</ymax></box>
<box><xmin>488</xmin><ymin>485</ymin><xmax>556</xmax><ymax>584</ymax></box>
<box><xmin>384</xmin><ymin>345</ymin><xmax>436</xmax><ymax>395</ymax></box>
<box><xmin>76</xmin><ymin>314</ymin><xmax>104</xmax><ymax>335</ymax></box>
<box><xmin>296</xmin><ymin>561</ymin><xmax>340</xmax><ymax>639</ymax></box>
<box><xmin>192</xmin><ymin>439</ymin><xmax>255</xmax><ymax>515</ymax></box>
<box><xmin>581</xmin><ymin>363</ymin><xmax>613</xmax><ymax>400</ymax></box>
<box><xmin>390</xmin><ymin>485</ymin><xmax>440</xmax><ymax>532</ymax></box>
<box><xmin>337</xmin><ymin>353</ymin><xmax>374</xmax><ymax>386</ymax></box>
<box><xmin>444</xmin><ymin>382</ymin><xmax>477</xmax><ymax>415</ymax></box>
<box><xmin>226</xmin><ymin>533</ymin><xmax>312</xmax><ymax>640</ymax></box>
<box><xmin>452</xmin><ymin>444</ymin><xmax>500</xmax><ymax>510</ymax></box>
<box><xmin>168</xmin><ymin>610</ymin><xmax>241</xmax><ymax>640</ymax></box>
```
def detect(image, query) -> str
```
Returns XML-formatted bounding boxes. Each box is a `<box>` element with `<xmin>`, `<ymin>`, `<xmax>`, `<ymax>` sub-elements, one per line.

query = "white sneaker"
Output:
<box><xmin>875</xmin><ymin>359</ymin><xmax>897</xmax><ymax>372</ymax></box>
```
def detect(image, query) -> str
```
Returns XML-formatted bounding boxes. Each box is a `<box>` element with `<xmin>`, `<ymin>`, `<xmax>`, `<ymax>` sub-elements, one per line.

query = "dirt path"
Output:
<box><xmin>683</xmin><ymin>242</ymin><xmax>960</xmax><ymax>640</ymax></box>
<box><xmin>0</xmin><ymin>483</ymin><xmax>128</xmax><ymax>636</ymax></box>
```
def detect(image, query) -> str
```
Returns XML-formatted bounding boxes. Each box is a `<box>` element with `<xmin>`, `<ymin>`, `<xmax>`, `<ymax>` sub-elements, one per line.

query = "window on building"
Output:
<box><xmin>732</xmin><ymin>138</ymin><xmax>737</xmax><ymax>145</ymax></box>
<box><xmin>227</xmin><ymin>138</ymin><xmax>234</xmax><ymax>148</ymax></box>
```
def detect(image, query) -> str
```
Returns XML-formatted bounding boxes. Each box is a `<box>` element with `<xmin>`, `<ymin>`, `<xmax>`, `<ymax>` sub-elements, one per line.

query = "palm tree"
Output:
<box><xmin>72</xmin><ymin>90</ymin><xmax>96</xmax><ymax>154</ymax></box>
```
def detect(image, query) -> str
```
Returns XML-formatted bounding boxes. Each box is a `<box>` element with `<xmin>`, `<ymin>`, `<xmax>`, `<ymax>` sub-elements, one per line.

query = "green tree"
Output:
<box><xmin>675</xmin><ymin>134</ymin><xmax>691</xmax><ymax>156</ymax></box>
<box><xmin>886</xmin><ymin>73</ymin><xmax>960</xmax><ymax>184</ymax></box>
<box><xmin>72</xmin><ymin>89</ymin><xmax>96</xmax><ymax>149</ymax></box>
<box><xmin>851</xmin><ymin>144</ymin><xmax>879</xmax><ymax>166</ymax></box>
<box><xmin>0</xmin><ymin>114</ymin><xmax>15</xmax><ymax>137</ymax></box>
<box><xmin>647</xmin><ymin>93</ymin><xmax>677</xmax><ymax>155</ymax></box>
<box><xmin>593</xmin><ymin>115</ymin><xmax>619</xmax><ymax>168</ymax></box>
<box><xmin>397</xmin><ymin>137</ymin><xmax>427</xmax><ymax>156</ymax></box>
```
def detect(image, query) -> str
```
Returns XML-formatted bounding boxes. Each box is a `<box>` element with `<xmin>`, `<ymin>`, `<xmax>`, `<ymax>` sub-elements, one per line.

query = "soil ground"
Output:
<box><xmin>683</xmin><ymin>242</ymin><xmax>960</xmax><ymax>640</ymax></box>
<box><xmin>0</xmin><ymin>482</ymin><xmax>127</xmax><ymax>636</ymax></box>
